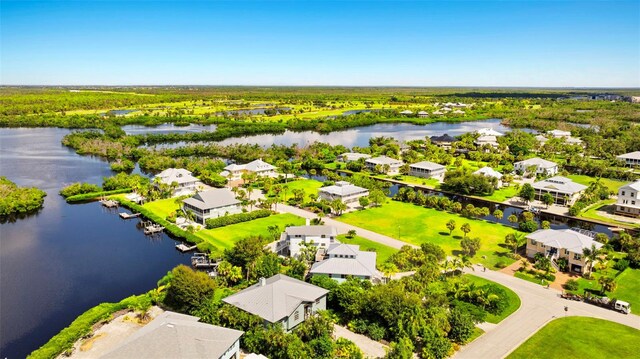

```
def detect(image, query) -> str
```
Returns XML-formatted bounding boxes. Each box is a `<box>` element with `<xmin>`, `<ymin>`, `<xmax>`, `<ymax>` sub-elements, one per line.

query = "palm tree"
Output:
<box><xmin>537</xmin><ymin>256</ymin><xmax>552</xmax><ymax>275</ymax></box>
<box><xmin>446</xmin><ymin>220</ymin><xmax>456</xmax><ymax>235</ymax></box>
<box><xmin>582</xmin><ymin>244</ymin><xmax>600</xmax><ymax>275</ymax></box>
<box><xmin>598</xmin><ymin>276</ymin><xmax>617</xmax><ymax>295</ymax></box>
<box><xmin>460</xmin><ymin>223</ymin><xmax>471</xmax><ymax>238</ymax></box>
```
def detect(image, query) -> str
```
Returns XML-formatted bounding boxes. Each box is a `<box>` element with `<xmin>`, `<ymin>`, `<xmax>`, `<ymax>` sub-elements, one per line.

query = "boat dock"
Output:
<box><xmin>119</xmin><ymin>212</ymin><xmax>141</xmax><ymax>219</ymax></box>
<box><xmin>191</xmin><ymin>253</ymin><xmax>220</xmax><ymax>269</ymax></box>
<box><xmin>140</xmin><ymin>220</ymin><xmax>164</xmax><ymax>235</ymax></box>
<box><xmin>176</xmin><ymin>243</ymin><xmax>198</xmax><ymax>252</ymax></box>
<box><xmin>100</xmin><ymin>199</ymin><xmax>119</xmax><ymax>208</ymax></box>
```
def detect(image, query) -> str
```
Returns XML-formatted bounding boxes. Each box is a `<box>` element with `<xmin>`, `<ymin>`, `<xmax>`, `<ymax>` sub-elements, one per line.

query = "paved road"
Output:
<box><xmin>333</xmin><ymin>324</ymin><xmax>388</xmax><ymax>359</ymax></box>
<box><xmin>453</xmin><ymin>265</ymin><xmax>640</xmax><ymax>359</ymax></box>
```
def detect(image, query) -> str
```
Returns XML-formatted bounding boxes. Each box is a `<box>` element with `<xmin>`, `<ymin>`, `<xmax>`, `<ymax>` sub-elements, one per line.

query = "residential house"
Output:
<box><xmin>475</xmin><ymin>135</ymin><xmax>499</xmax><ymax>148</ymax></box>
<box><xmin>222</xmin><ymin>274</ymin><xmax>328</xmax><ymax>332</ymax></box>
<box><xmin>318</xmin><ymin>181</ymin><xmax>369</xmax><ymax>204</ymax></box>
<box><xmin>340</xmin><ymin>152</ymin><xmax>372</xmax><ymax>162</ymax></box>
<box><xmin>615</xmin><ymin>180</ymin><xmax>640</xmax><ymax>217</ymax></box>
<box><xmin>476</xmin><ymin>128</ymin><xmax>504</xmax><ymax>137</ymax></box>
<box><xmin>154</xmin><ymin>168</ymin><xmax>201</xmax><ymax>197</ymax></box>
<box><xmin>182</xmin><ymin>188</ymin><xmax>242</xmax><ymax>224</ymax></box>
<box><xmin>565</xmin><ymin>137</ymin><xmax>584</xmax><ymax>146</ymax></box>
<box><xmin>409</xmin><ymin>161</ymin><xmax>446</xmax><ymax>179</ymax></box>
<box><xmin>525</xmin><ymin>229</ymin><xmax>604</xmax><ymax>274</ymax></box>
<box><xmin>430</xmin><ymin>134</ymin><xmax>457</xmax><ymax>149</ymax></box>
<box><xmin>616</xmin><ymin>151</ymin><xmax>640</xmax><ymax>167</ymax></box>
<box><xmin>310</xmin><ymin>243</ymin><xmax>382</xmax><ymax>283</ymax></box>
<box><xmin>101</xmin><ymin>311</ymin><xmax>243</xmax><ymax>359</ymax></box>
<box><xmin>531</xmin><ymin>176</ymin><xmax>587</xmax><ymax>205</ymax></box>
<box><xmin>277</xmin><ymin>223</ymin><xmax>338</xmax><ymax>258</ymax></box>
<box><xmin>432</xmin><ymin>110</ymin><xmax>444</xmax><ymax>116</ymax></box>
<box><xmin>417</xmin><ymin>111</ymin><xmax>429</xmax><ymax>118</ymax></box>
<box><xmin>535</xmin><ymin>134</ymin><xmax>548</xmax><ymax>145</ymax></box>
<box><xmin>452</xmin><ymin>109</ymin><xmax>465</xmax><ymax>115</ymax></box>
<box><xmin>222</xmin><ymin>159</ymin><xmax>277</xmax><ymax>180</ymax></box>
<box><xmin>399</xmin><ymin>110</ymin><xmax>413</xmax><ymax>115</ymax></box>
<box><xmin>365</xmin><ymin>156</ymin><xmax>404</xmax><ymax>175</ymax></box>
<box><xmin>548</xmin><ymin>129</ymin><xmax>571</xmax><ymax>138</ymax></box>
<box><xmin>473</xmin><ymin>167</ymin><xmax>503</xmax><ymax>188</ymax></box>
<box><xmin>514</xmin><ymin>157</ymin><xmax>559</xmax><ymax>176</ymax></box>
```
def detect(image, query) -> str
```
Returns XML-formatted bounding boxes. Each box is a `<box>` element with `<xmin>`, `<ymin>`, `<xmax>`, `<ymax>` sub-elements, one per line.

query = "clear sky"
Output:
<box><xmin>1</xmin><ymin>0</ymin><xmax>639</xmax><ymax>87</ymax></box>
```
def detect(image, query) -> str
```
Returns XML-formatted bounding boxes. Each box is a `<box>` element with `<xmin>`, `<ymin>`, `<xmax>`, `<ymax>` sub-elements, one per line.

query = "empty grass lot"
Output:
<box><xmin>464</xmin><ymin>274</ymin><xmax>521</xmax><ymax>323</ymax></box>
<box><xmin>566</xmin><ymin>174</ymin><xmax>627</xmax><ymax>193</ymax></box>
<box><xmin>267</xmin><ymin>179</ymin><xmax>324</xmax><ymax>202</ymax></box>
<box><xmin>338</xmin><ymin>200</ymin><xmax>518</xmax><ymax>268</ymax></box>
<box><xmin>507</xmin><ymin>317</ymin><xmax>640</xmax><ymax>359</ymax></box>
<box><xmin>337</xmin><ymin>234</ymin><xmax>398</xmax><ymax>266</ymax></box>
<box><xmin>142</xmin><ymin>197</ymin><xmax>181</xmax><ymax>218</ymax></box>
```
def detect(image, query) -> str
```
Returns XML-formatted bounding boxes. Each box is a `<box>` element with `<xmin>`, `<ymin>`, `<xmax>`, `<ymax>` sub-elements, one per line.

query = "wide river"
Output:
<box><xmin>0</xmin><ymin>128</ymin><xmax>191</xmax><ymax>358</ymax></box>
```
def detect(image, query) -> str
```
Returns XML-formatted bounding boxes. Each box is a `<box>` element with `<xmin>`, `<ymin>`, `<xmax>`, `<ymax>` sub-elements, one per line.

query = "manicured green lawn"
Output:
<box><xmin>507</xmin><ymin>317</ymin><xmax>640</xmax><ymax>359</ymax></box>
<box><xmin>337</xmin><ymin>234</ymin><xmax>398</xmax><ymax>266</ymax></box>
<box><xmin>464</xmin><ymin>274</ymin><xmax>521</xmax><ymax>323</ymax></box>
<box><xmin>611</xmin><ymin>268</ymin><xmax>640</xmax><ymax>311</ymax></box>
<box><xmin>478</xmin><ymin>185</ymin><xmax>519</xmax><ymax>202</ymax></box>
<box><xmin>267</xmin><ymin>179</ymin><xmax>324</xmax><ymax>202</ymax></box>
<box><xmin>579</xmin><ymin>199</ymin><xmax>640</xmax><ymax>228</ymax></box>
<box><xmin>142</xmin><ymin>197</ymin><xmax>182</xmax><ymax>218</ymax></box>
<box><xmin>391</xmin><ymin>175</ymin><xmax>441</xmax><ymax>188</ymax></box>
<box><xmin>338</xmin><ymin>200</ymin><xmax>517</xmax><ymax>267</ymax></box>
<box><xmin>198</xmin><ymin>213</ymin><xmax>305</xmax><ymax>251</ymax></box>
<box><xmin>566</xmin><ymin>174</ymin><xmax>627</xmax><ymax>193</ymax></box>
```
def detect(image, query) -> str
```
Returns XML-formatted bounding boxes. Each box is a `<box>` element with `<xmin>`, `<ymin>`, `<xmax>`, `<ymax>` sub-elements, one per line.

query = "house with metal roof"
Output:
<box><xmin>182</xmin><ymin>188</ymin><xmax>242</xmax><ymax>224</ymax></box>
<box><xmin>429</xmin><ymin>134</ymin><xmax>457</xmax><ymax>149</ymax></box>
<box><xmin>318</xmin><ymin>181</ymin><xmax>369</xmax><ymax>204</ymax></box>
<box><xmin>473</xmin><ymin>167</ymin><xmax>503</xmax><ymax>188</ymax></box>
<box><xmin>417</xmin><ymin>111</ymin><xmax>429</xmax><ymax>118</ymax></box>
<box><xmin>548</xmin><ymin>129</ymin><xmax>571</xmax><ymax>138</ymax></box>
<box><xmin>222</xmin><ymin>159</ymin><xmax>277</xmax><ymax>179</ymax></box>
<box><xmin>531</xmin><ymin>176</ymin><xmax>587</xmax><ymax>205</ymax></box>
<box><xmin>409</xmin><ymin>161</ymin><xmax>446</xmax><ymax>179</ymax></box>
<box><xmin>277</xmin><ymin>223</ymin><xmax>338</xmax><ymax>258</ymax></box>
<box><xmin>310</xmin><ymin>243</ymin><xmax>382</xmax><ymax>283</ymax></box>
<box><xmin>616</xmin><ymin>151</ymin><xmax>640</xmax><ymax>167</ymax></box>
<box><xmin>476</xmin><ymin>128</ymin><xmax>504</xmax><ymax>137</ymax></box>
<box><xmin>525</xmin><ymin>229</ymin><xmax>604</xmax><ymax>274</ymax></box>
<box><xmin>100</xmin><ymin>311</ymin><xmax>243</xmax><ymax>359</ymax></box>
<box><xmin>340</xmin><ymin>152</ymin><xmax>372</xmax><ymax>162</ymax></box>
<box><xmin>365</xmin><ymin>156</ymin><xmax>404</xmax><ymax>175</ymax></box>
<box><xmin>222</xmin><ymin>274</ymin><xmax>328</xmax><ymax>332</ymax></box>
<box><xmin>154</xmin><ymin>168</ymin><xmax>201</xmax><ymax>197</ymax></box>
<box><xmin>399</xmin><ymin>110</ymin><xmax>413</xmax><ymax>115</ymax></box>
<box><xmin>475</xmin><ymin>135</ymin><xmax>499</xmax><ymax>148</ymax></box>
<box><xmin>615</xmin><ymin>180</ymin><xmax>640</xmax><ymax>218</ymax></box>
<box><xmin>514</xmin><ymin>157</ymin><xmax>559</xmax><ymax>176</ymax></box>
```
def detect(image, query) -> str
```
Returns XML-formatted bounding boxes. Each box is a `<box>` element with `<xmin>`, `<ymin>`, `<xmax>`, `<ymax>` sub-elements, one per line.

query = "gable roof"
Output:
<box><xmin>224</xmin><ymin>159</ymin><xmax>276</xmax><ymax>173</ymax></box>
<box><xmin>515</xmin><ymin>157</ymin><xmax>558</xmax><ymax>169</ymax></box>
<box><xmin>319</xmin><ymin>182</ymin><xmax>369</xmax><ymax>197</ymax></box>
<box><xmin>532</xmin><ymin>176</ymin><xmax>587</xmax><ymax>194</ymax></box>
<box><xmin>311</xmin><ymin>243</ymin><xmax>381</xmax><ymax>279</ymax></box>
<box><xmin>285</xmin><ymin>225</ymin><xmax>338</xmax><ymax>237</ymax></box>
<box><xmin>474</xmin><ymin>167</ymin><xmax>503</xmax><ymax>179</ymax></box>
<box><xmin>155</xmin><ymin>168</ymin><xmax>199</xmax><ymax>185</ymax></box>
<box><xmin>366</xmin><ymin>156</ymin><xmax>403</xmax><ymax>166</ymax></box>
<box><xmin>409</xmin><ymin>161</ymin><xmax>446</xmax><ymax>171</ymax></box>
<box><xmin>222</xmin><ymin>274</ymin><xmax>328</xmax><ymax>323</ymax></box>
<box><xmin>182</xmin><ymin>188</ymin><xmax>240</xmax><ymax>210</ymax></box>
<box><xmin>476</xmin><ymin>128</ymin><xmax>504</xmax><ymax>136</ymax></box>
<box><xmin>341</xmin><ymin>152</ymin><xmax>372</xmax><ymax>161</ymax></box>
<box><xmin>617</xmin><ymin>151</ymin><xmax>640</xmax><ymax>160</ymax></box>
<box><xmin>620</xmin><ymin>180</ymin><xmax>640</xmax><ymax>191</ymax></box>
<box><xmin>100</xmin><ymin>311</ymin><xmax>243</xmax><ymax>359</ymax></box>
<box><xmin>526</xmin><ymin>229</ymin><xmax>603</xmax><ymax>254</ymax></box>
<box><xmin>430</xmin><ymin>134</ymin><xmax>457</xmax><ymax>143</ymax></box>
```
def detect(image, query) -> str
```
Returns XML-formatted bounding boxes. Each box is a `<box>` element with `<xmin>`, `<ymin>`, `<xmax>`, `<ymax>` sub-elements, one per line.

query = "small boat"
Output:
<box><xmin>119</xmin><ymin>212</ymin><xmax>141</xmax><ymax>219</ymax></box>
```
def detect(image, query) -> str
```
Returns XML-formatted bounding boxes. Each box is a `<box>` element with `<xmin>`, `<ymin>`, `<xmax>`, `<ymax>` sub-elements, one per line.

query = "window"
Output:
<box><xmin>574</xmin><ymin>253</ymin><xmax>581</xmax><ymax>260</ymax></box>
<box><xmin>633</xmin><ymin>201</ymin><xmax>636</xmax><ymax>205</ymax></box>
<box><xmin>622</xmin><ymin>191</ymin><xmax>626</xmax><ymax>196</ymax></box>
<box><xmin>315</xmin><ymin>298</ymin><xmax>320</xmax><ymax>305</ymax></box>
<box><xmin>530</xmin><ymin>240</ymin><xmax>537</xmax><ymax>245</ymax></box>
<box><xmin>294</xmin><ymin>311</ymin><xmax>299</xmax><ymax>321</ymax></box>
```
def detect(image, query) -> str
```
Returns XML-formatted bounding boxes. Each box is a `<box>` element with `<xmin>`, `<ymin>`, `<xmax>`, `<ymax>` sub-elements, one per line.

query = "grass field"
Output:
<box><xmin>391</xmin><ymin>175</ymin><xmax>441</xmax><ymax>188</ymax></box>
<box><xmin>611</xmin><ymin>268</ymin><xmax>640</xmax><ymax>311</ymax></box>
<box><xmin>142</xmin><ymin>197</ymin><xmax>182</xmax><ymax>218</ymax></box>
<box><xmin>266</xmin><ymin>179</ymin><xmax>324</xmax><ymax>202</ymax></box>
<box><xmin>478</xmin><ymin>185</ymin><xmax>519</xmax><ymax>202</ymax></box>
<box><xmin>464</xmin><ymin>274</ymin><xmax>521</xmax><ymax>323</ymax></box>
<box><xmin>566</xmin><ymin>174</ymin><xmax>627</xmax><ymax>193</ymax></box>
<box><xmin>337</xmin><ymin>234</ymin><xmax>398</xmax><ymax>266</ymax></box>
<box><xmin>579</xmin><ymin>199</ymin><xmax>640</xmax><ymax>229</ymax></box>
<box><xmin>338</xmin><ymin>200</ymin><xmax>518</xmax><ymax>267</ymax></box>
<box><xmin>507</xmin><ymin>317</ymin><xmax>640</xmax><ymax>359</ymax></box>
<box><xmin>199</xmin><ymin>213</ymin><xmax>305</xmax><ymax>251</ymax></box>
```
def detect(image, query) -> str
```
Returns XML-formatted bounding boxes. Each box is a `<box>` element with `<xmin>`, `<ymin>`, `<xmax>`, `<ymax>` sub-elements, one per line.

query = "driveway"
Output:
<box><xmin>333</xmin><ymin>324</ymin><xmax>388</xmax><ymax>359</ymax></box>
<box><xmin>453</xmin><ymin>266</ymin><xmax>640</xmax><ymax>359</ymax></box>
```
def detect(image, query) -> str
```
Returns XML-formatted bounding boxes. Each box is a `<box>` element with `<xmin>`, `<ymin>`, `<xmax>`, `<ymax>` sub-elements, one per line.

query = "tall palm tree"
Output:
<box><xmin>598</xmin><ymin>276</ymin><xmax>617</xmax><ymax>295</ymax></box>
<box><xmin>582</xmin><ymin>244</ymin><xmax>600</xmax><ymax>274</ymax></box>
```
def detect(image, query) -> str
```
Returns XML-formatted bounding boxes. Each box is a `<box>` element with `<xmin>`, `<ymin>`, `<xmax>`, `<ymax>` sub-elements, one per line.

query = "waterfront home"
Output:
<box><xmin>340</xmin><ymin>152</ymin><xmax>372</xmax><ymax>162</ymax></box>
<box><xmin>409</xmin><ymin>161</ymin><xmax>446</xmax><ymax>179</ymax></box>
<box><xmin>309</xmin><ymin>243</ymin><xmax>382</xmax><ymax>283</ymax></box>
<box><xmin>615</xmin><ymin>180</ymin><xmax>640</xmax><ymax>218</ymax></box>
<box><xmin>318</xmin><ymin>181</ymin><xmax>369</xmax><ymax>204</ymax></box>
<box><xmin>514</xmin><ymin>157</ymin><xmax>558</xmax><ymax>176</ymax></box>
<box><xmin>399</xmin><ymin>110</ymin><xmax>413</xmax><ymax>115</ymax></box>
<box><xmin>222</xmin><ymin>274</ymin><xmax>328</xmax><ymax>332</ymax></box>
<box><xmin>222</xmin><ymin>159</ymin><xmax>277</xmax><ymax>179</ymax></box>
<box><xmin>549</xmin><ymin>129</ymin><xmax>571</xmax><ymax>138</ymax></box>
<box><xmin>475</xmin><ymin>135</ymin><xmax>499</xmax><ymax>148</ymax></box>
<box><xmin>417</xmin><ymin>111</ymin><xmax>429</xmax><ymax>118</ymax></box>
<box><xmin>531</xmin><ymin>176</ymin><xmax>587</xmax><ymax>205</ymax></box>
<box><xmin>430</xmin><ymin>134</ymin><xmax>457</xmax><ymax>149</ymax></box>
<box><xmin>616</xmin><ymin>151</ymin><xmax>640</xmax><ymax>167</ymax></box>
<box><xmin>473</xmin><ymin>167</ymin><xmax>503</xmax><ymax>188</ymax></box>
<box><xmin>101</xmin><ymin>311</ymin><xmax>243</xmax><ymax>359</ymax></box>
<box><xmin>432</xmin><ymin>110</ymin><xmax>444</xmax><ymax>115</ymax></box>
<box><xmin>277</xmin><ymin>223</ymin><xmax>338</xmax><ymax>258</ymax></box>
<box><xmin>182</xmin><ymin>188</ymin><xmax>242</xmax><ymax>224</ymax></box>
<box><xmin>365</xmin><ymin>156</ymin><xmax>404</xmax><ymax>175</ymax></box>
<box><xmin>535</xmin><ymin>134</ymin><xmax>548</xmax><ymax>144</ymax></box>
<box><xmin>476</xmin><ymin>128</ymin><xmax>504</xmax><ymax>137</ymax></box>
<box><xmin>154</xmin><ymin>168</ymin><xmax>201</xmax><ymax>197</ymax></box>
<box><xmin>565</xmin><ymin>136</ymin><xmax>584</xmax><ymax>146</ymax></box>
<box><xmin>525</xmin><ymin>229</ymin><xmax>604</xmax><ymax>274</ymax></box>
<box><xmin>452</xmin><ymin>109</ymin><xmax>465</xmax><ymax>115</ymax></box>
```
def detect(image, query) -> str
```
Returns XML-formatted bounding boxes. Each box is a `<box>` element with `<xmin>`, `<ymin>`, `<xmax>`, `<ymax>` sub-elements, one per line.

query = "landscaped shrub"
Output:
<box><xmin>564</xmin><ymin>279</ymin><xmax>579</xmax><ymax>291</ymax></box>
<box><xmin>613</xmin><ymin>258</ymin><xmax>630</xmax><ymax>272</ymax></box>
<box><xmin>366</xmin><ymin>322</ymin><xmax>386</xmax><ymax>341</ymax></box>
<box><xmin>205</xmin><ymin>209</ymin><xmax>272</xmax><ymax>229</ymax></box>
<box><xmin>494</xmin><ymin>261</ymin><xmax>508</xmax><ymax>269</ymax></box>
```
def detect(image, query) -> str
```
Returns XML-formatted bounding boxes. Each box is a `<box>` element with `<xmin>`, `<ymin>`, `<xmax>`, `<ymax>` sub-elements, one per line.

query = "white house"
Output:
<box><xmin>277</xmin><ymin>223</ymin><xmax>338</xmax><ymax>258</ymax></box>
<box><xmin>475</xmin><ymin>135</ymin><xmax>499</xmax><ymax>148</ymax></box>
<box><xmin>409</xmin><ymin>161</ymin><xmax>446</xmax><ymax>179</ymax></box>
<box><xmin>616</xmin><ymin>151</ymin><xmax>640</xmax><ymax>167</ymax></box>
<box><xmin>365</xmin><ymin>156</ymin><xmax>404</xmax><ymax>175</ymax></box>
<box><xmin>310</xmin><ymin>243</ymin><xmax>382</xmax><ymax>283</ymax></box>
<box><xmin>476</xmin><ymin>128</ymin><xmax>504</xmax><ymax>137</ymax></box>
<box><xmin>535</xmin><ymin>134</ymin><xmax>548</xmax><ymax>144</ymax></box>
<box><xmin>222</xmin><ymin>274</ymin><xmax>328</xmax><ymax>332</ymax></box>
<box><xmin>615</xmin><ymin>180</ymin><xmax>640</xmax><ymax>217</ymax></box>
<box><xmin>531</xmin><ymin>176</ymin><xmax>587</xmax><ymax>205</ymax></box>
<box><xmin>514</xmin><ymin>157</ymin><xmax>559</xmax><ymax>176</ymax></box>
<box><xmin>101</xmin><ymin>311</ymin><xmax>243</xmax><ymax>359</ymax></box>
<box><xmin>222</xmin><ymin>159</ymin><xmax>277</xmax><ymax>180</ymax></box>
<box><xmin>154</xmin><ymin>168</ymin><xmax>201</xmax><ymax>197</ymax></box>
<box><xmin>417</xmin><ymin>111</ymin><xmax>429</xmax><ymax>118</ymax></box>
<box><xmin>182</xmin><ymin>188</ymin><xmax>242</xmax><ymax>224</ymax></box>
<box><xmin>318</xmin><ymin>181</ymin><xmax>369</xmax><ymax>204</ymax></box>
<box><xmin>526</xmin><ymin>229</ymin><xmax>604</xmax><ymax>274</ymax></box>
<box><xmin>548</xmin><ymin>129</ymin><xmax>571</xmax><ymax>138</ymax></box>
<box><xmin>473</xmin><ymin>167</ymin><xmax>503</xmax><ymax>188</ymax></box>
<box><xmin>399</xmin><ymin>110</ymin><xmax>413</xmax><ymax>115</ymax></box>
<box><xmin>340</xmin><ymin>152</ymin><xmax>372</xmax><ymax>162</ymax></box>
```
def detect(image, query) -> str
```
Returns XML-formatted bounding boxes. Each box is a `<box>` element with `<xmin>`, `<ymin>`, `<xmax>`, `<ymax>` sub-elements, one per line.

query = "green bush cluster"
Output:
<box><xmin>59</xmin><ymin>182</ymin><xmax>102</xmax><ymax>198</ymax></box>
<box><xmin>205</xmin><ymin>209</ymin><xmax>272</xmax><ymax>229</ymax></box>
<box><xmin>0</xmin><ymin>176</ymin><xmax>46</xmax><ymax>216</ymax></box>
<box><xmin>65</xmin><ymin>188</ymin><xmax>131</xmax><ymax>202</ymax></box>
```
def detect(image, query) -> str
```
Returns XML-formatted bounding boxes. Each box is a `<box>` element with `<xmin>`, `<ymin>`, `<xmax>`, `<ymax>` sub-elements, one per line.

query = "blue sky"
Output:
<box><xmin>1</xmin><ymin>1</ymin><xmax>639</xmax><ymax>87</ymax></box>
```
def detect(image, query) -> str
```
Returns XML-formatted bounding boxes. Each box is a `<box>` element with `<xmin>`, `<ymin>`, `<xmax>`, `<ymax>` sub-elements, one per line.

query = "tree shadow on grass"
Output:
<box><xmin>439</xmin><ymin>231</ymin><xmax>450</xmax><ymax>236</ymax></box>
<box><xmin>452</xmin><ymin>250</ymin><xmax>465</xmax><ymax>257</ymax></box>
<box><xmin>452</xmin><ymin>235</ymin><xmax>463</xmax><ymax>240</ymax></box>
<box><xmin>493</xmin><ymin>251</ymin><xmax>512</xmax><ymax>259</ymax></box>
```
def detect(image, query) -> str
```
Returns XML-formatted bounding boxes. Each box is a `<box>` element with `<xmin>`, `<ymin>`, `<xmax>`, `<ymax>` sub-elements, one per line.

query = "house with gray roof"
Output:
<box><xmin>526</xmin><ymin>229</ymin><xmax>604</xmax><ymax>274</ymax></box>
<box><xmin>340</xmin><ymin>152</ymin><xmax>372</xmax><ymax>162</ymax></box>
<box><xmin>409</xmin><ymin>161</ymin><xmax>446</xmax><ymax>179</ymax></box>
<box><xmin>182</xmin><ymin>188</ymin><xmax>242</xmax><ymax>224</ymax></box>
<box><xmin>365</xmin><ymin>156</ymin><xmax>404</xmax><ymax>175</ymax></box>
<box><xmin>154</xmin><ymin>168</ymin><xmax>201</xmax><ymax>197</ymax></box>
<box><xmin>222</xmin><ymin>274</ymin><xmax>328</xmax><ymax>332</ymax></box>
<box><xmin>531</xmin><ymin>176</ymin><xmax>587</xmax><ymax>205</ymax></box>
<box><xmin>514</xmin><ymin>157</ymin><xmax>559</xmax><ymax>176</ymax></box>
<box><xmin>615</xmin><ymin>180</ymin><xmax>640</xmax><ymax>218</ymax></box>
<box><xmin>310</xmin><ymin>243</ymin><xmax>382</xmax><ymax>283</ymax></box>
<box><xmin>318</xmin><ymin>181</ymin><xmax>369</xmax><ymax>204</ymax></box>
<box><xmin>430</xmin><ymin>134</ymin><xmax>457</xmax><ymax>149</ymax></box>
<box><xmin>417</xmin><ymin>111</ymin><xmax>429</xmax><ymax>118</ymax></box>
<box><xmin>100</xmin><ymin>311</ymin><xmax>243</xmax><ymax>359</ymax></box>
<box><xmin>617</xmin><ymin>151</ymin><xmax>640</xmax><ymax>167</ymax></box>
<box><xmin>473</xmin><ymin>167</ymin><xmax>503</xmax><ymax>188</ymax></box>
<box><xmin>277</xmin><ymin>223</ymin><xmax>338</xmax><ymax>258</ymax></box>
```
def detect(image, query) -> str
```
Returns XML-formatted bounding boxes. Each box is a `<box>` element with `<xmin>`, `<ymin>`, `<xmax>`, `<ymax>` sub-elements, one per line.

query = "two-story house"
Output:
<box><xmin>525</xmin><ymin>228</ymin><xmax>604</xmax><ymax>274</ymax></box>
<box><xmin>309</xmin><ymin>243</ymin><xmax>382</xmax><ymax>283</ymax></box>
<box><xmin>615</xmin><ymin>180</ymin><xmax>640</xmax><ymax>218</ymax></box>
<box><xmin>154</xmin><ymin>168</ymin><xmax>201</xmax><ymax>197</ymax></box>
<box><xmin>473</xmin><ymin>167</ymin><xmax>503</xmax><ymax>188</ymax></box>
<box><xmin>277</xmin><ymin>223</ymin><xmax>338</xmax><ymax>258</ymax></box>
<box><xmin>222</xmin><ymin>159</ymin><xmax>277</xmax><ymax>180</ymax></box>
<box><xmin>514</xmin><ymin>157</ymin><xmax>559</xmax><ymax>176</ymax></box>
<box><xmin>318</xmin><ymin>181</ymin><xmax>369</xmax><ymax>204</ymax></box>
<box><xmin>616</xmin><ymin>151</ymin><xmax>640</xmax><ymax>167</ymax></box>
<box><xmin>182</xmin><ymin>188</ymin><xmax>242</xmax><ymax>224</ymax></box>
<box><xmin>222</xmin><ymin>274</ymin><xmax>328</xmax><ymax>332</ymax></box>
<box><xmin>531</xmin><ymin>176</ymin><xmax>587</xmax><ymax>205</ymax></box>
<box><xmin>408</xmin><ymin>161</ymin><xmax>446</xmax><ymax>179</ymax></box>
<box><xmin>365</xmin><ymin>156</ymin><xmax>404</xmax><ymax>175</ymax></box>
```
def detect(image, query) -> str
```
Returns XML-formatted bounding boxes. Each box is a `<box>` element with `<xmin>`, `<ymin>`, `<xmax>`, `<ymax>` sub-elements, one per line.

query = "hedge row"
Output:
<box><xmin>205</xmin><ymin>209</ymin><xmax>272</xmax><ymax>229</ymax></box>
<box><xmin>27</xmin><ymin>294</ymin><xmax>150</xmax><ymax>359</ymax></box>
<box><xmin>65</xmin><ymin>188</ymin><xmax>132</xmax><ymax>203</ymax></box>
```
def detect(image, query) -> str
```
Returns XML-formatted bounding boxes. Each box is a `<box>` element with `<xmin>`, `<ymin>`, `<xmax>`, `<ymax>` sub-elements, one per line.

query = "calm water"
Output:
<box><xmin>122</xmin><ymin>123</ymin><xmax>218</xmax><ymax>135</ymax></box>
<box><xmin>0</xmin><ymin>128</ymin><xmax>190</xmax><ymax>358</ymax></box>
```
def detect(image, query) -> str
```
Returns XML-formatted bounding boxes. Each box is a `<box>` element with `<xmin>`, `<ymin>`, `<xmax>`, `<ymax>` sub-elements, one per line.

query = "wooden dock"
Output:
<box><xmin>119</xmin><ymin>212</ymin><xmax>141</xmax><ymax>219</ymax></box>
<box><xmin>143</xmin><ymin>223</ymin><xmax>164</xmax><ymax>235</ymax></box>
<box><xmin>176</xmin><ymin>243</ymin><xmax>197</xmax><ymax>252</ymax></box>
<box><xmin>100</xmin><ymin>199</ymin><xmax>119</xmax><ymax>208</ymax></box>
<box><xmin>191</xmin><ymin>253</ymin><xmax>220</xmax><ymax>269</ymax></box>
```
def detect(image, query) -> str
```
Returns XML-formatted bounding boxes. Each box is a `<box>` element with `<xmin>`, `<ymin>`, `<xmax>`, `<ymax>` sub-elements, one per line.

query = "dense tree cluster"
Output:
<box><xmin>0</xmin><ymin>176</ymin><xmax>47</xmax><ymax>217</ymax></box>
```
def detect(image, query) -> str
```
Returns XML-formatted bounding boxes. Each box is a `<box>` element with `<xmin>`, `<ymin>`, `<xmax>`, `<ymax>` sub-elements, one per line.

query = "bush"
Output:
<box><xmin>205</xmin><ymin>209</ymin><xmax>272</xmax><ymax>229</ymax></box>
<box><xmin>59</xmin><ymin>182</ymin><xmax>101</xmax><ymax>198</ymax></box>
<box><xmin>0</xmin><ymin>177</ymin><xmax>47</xmax><ymax>216</ymax></box>
<box><xmin>65</xmin><ymin>188</ymin><xmax>131</xmax><ymax>202</ymax></box>
<box><xmin>563</xmin><ymin>279</ymin><xmax>579</xmax><ymax>291</ymax></box>
<box><xmin>518</xmin><ymin>220</ymin><xmax>539</xmax><ymax>233</ymax></box>
<box><xmin>366</xmin><ymin>322</ymin><xmax>386</xmax><ymax>341</ymax></box>
<box><xmin>613</xmin><ymin>258</ymin><xmax>630</xmax><ymax>272</ymax></box>
<box><xmin>494</xmin><ymin>261</ymin><xmax>508</xmax><ymax>269</ymax></box>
